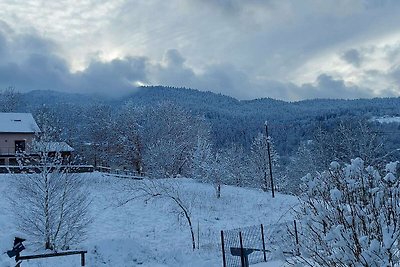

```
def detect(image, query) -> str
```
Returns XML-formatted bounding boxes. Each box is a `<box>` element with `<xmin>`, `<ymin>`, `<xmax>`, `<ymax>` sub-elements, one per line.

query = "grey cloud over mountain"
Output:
<box><xmin>1</xmin><ymin>0</ymin><xmax>400</xmax><ymax>101</ymax></box>
<box><xmin>0</xmin><ymin>23</ymin><xmax>390</xmax><ymax>101</ymax></box>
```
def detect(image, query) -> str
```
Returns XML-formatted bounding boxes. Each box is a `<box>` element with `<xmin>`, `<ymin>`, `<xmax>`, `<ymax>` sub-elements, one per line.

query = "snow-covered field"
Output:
<box><xmin>371</xmin><ymin>116</ymin><xmax>400</xmax><ymax>124</ymax></box>
<box><xmin>0</xmin><ymin>173</ymin><xmax>297</xmax><ymax>267</ymax></box>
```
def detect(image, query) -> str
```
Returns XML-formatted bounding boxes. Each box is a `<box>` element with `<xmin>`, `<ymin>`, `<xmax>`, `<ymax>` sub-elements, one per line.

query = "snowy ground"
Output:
<box><xmin>371</xmin><ymin>116</ymin><xmax>400</xmax><ymax>124</ymax></box>
<box><xmin>0</xmin><ymin>173</ymin><xmax>298</xmax><ymax>267</ymax></box>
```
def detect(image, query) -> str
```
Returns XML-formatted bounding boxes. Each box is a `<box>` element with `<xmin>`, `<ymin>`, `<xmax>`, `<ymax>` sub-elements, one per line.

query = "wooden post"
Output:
<box><xmin>197</xmin><ymin>220</ymin><xmax>200</xmax><ymax>250</ymax></box>
<box><xmin>15</xmin><ymin>252</ymin><xmax>21</xmax><ymax>267</ymax></box>
<box><xmin>81</xmin><ymin>251</ymin><xmax>85</xmax><ymax>266</ymax></box>
<box><xmin>294</xmin><ymin>220</ymin><xmax>300</xmax><ymax>256</ymax></box>
<box><xmin>239</xmin><ymin>231</ymin><xmax>245</xmax><ymax>267</ymax></box>
<box><xmin>261</xmin><ymin>224</ymin><xmax>267</xmax><ymax>262</ymax></box>
<box><xmin>265</xmin><ymin>122</ymin><xmax>275</xmax><ymax>198</ymax></box>
<box><xmin>220</xmin><ymin>231</ymin><xmax>227</xmax><ymax>267</ymax></box>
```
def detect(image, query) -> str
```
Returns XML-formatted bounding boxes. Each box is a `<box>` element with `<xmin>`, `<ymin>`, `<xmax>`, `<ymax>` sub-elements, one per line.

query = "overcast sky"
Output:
<box><xmin>1</xmin><ymin>0</ymin><xmax>400</xmax><ymax>100</ymax></box>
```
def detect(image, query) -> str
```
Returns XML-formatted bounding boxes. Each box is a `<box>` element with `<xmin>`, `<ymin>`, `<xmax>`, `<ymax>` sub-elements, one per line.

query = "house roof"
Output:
<box><xmin>0</xmin><ymin>113</ymin><xmax>41</xmax><ymax>133</ymax></box>
<box><xmin>34</xmin><ymin>142</ymin><xmax>74</xmax><ymax>153</ymax></box>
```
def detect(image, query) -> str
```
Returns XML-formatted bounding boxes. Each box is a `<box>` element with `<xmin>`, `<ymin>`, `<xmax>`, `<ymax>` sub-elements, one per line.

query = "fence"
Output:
<box><xmin>221</xmin><ymin>221</ymin><xmax>299</xmax><ymax>267</ymax></box>
<box><xmin>16</xmin><ymin>250</ymin><xmax>87</xmax><ymax>267</ymax></box>
<box><xmin>95</xmin><ymin>166</ymin><xmax>147</xmax><ymax>179</ymax></box>
<box><xmin>0</xmin><ymin>165</ymin><xmax>94</xmax><ymax>174</ymax></box>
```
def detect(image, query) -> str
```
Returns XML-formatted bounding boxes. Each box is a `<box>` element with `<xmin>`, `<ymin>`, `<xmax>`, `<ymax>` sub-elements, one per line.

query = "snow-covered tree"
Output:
<box><xmin>10</xmin><ymin>129</ymin><xmax>91</xmax><ymax>250</ymax></box>
<box><xmin>192</xmin><ymin>137</ymin><xmax>229</xmax><ymax>198</ymax></box>
<box><xmin>250</xmin><ymin>133</ymin><xmax>281</xmax><ymax>191</ymax></box>
<box><xmin>0</xmin><ymin>86</ymin><xmax>21</xmax><ymax>112</ymax></box>
<box><xmin>284</xmin><ymin>141</ymin><xmax>317</xmax><ymax>195</ymax></box>
<box><xmin>312</xmin><ymin>121</ymin><xmax>383</xmax><ymax>170</ymax></box>
<box><xmin>295</xmin><ymin>158</ymin><xmax>400</xmax><ymax>267</ymax></box>
<box><xmin>86</xmin><ymin>103</ymin><xmax>115</xmax><ymax>166</ymax></box>
<box><xmin>114</xmin><ymin>101</ymin><xmax>144</xmax><ymax>174</ymax></box>
<box><xmin>220</xmin><ymin>144</ymin><xmax>252</xmax><ymax>187</ymax></box>
<box><xmin>141</xmin><ymin>102</ymin><xmax>209</xmax><ymax>178</ymax></box>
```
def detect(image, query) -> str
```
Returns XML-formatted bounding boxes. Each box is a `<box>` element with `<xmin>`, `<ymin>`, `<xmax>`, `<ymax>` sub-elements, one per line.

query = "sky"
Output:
<box><xmin>1</xmin><ymin>0</ymin><xmax>400</xmax><ymax>101</ymax></box>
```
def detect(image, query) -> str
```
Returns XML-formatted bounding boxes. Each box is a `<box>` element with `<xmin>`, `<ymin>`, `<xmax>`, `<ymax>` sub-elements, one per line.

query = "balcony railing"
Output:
<box><xmin>0</xmin><ymin>147</ymin><xmax>16</xmax><ymax>155</ymax></box>
<box><xmin>0</xmin><ymin>147</ymin><xmax>33</xmax><ymax>155</ymax></box>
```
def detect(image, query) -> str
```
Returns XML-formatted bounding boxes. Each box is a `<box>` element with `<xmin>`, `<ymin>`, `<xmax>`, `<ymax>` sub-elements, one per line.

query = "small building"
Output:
<box><xmin>0</xmin><ymin>113</ymin><xmax>74</xmax><ymax>165</ymax></box>
<box><xmin>34</xmin><ymin>141</ymin><xmax>74</xmax><ymax>164</ymax></box>
<box><xmin>0</xmin><ymin>113</ymin><xmax>40</xmax><ymax>165</ymax></box>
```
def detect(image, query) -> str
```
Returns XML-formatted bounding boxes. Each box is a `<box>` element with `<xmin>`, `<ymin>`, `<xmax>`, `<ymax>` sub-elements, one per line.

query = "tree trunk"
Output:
<box><xmin>44</xmin><ymin>173</ymin><xmax>52</xmax><ymax>250</ymax></box>
<box><xmin>173</xmin><ymin>197</ymin><xmax>196</xmax><ymax>250</ymax></box>
<box><xmin>263</xmin><ymin>171</ymin><xmax>268</xmax><ymax>192</ymax></box>
<box><xmin>216</xmin><ymin>184</ymin><xmax>221</xmax><ymax>198</ymax></box>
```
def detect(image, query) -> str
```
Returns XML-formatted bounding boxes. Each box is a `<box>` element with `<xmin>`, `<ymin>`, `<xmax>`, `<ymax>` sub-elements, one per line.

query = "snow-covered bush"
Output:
<box><xmin>296</xmin><ymin>158</ymin><xmax>400</xmax><ymax>266</ymax></box>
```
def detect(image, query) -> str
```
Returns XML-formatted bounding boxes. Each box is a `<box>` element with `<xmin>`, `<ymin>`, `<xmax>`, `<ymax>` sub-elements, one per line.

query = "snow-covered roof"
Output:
<box><xmin>34</xmin><ymin>142</ymin><xmax>74</xmax><ymax>153</ymax></box>
<box><xmin>0</xmin><ymin>113</ymin><xmax>41</xmax><ymax>133</ymax></box>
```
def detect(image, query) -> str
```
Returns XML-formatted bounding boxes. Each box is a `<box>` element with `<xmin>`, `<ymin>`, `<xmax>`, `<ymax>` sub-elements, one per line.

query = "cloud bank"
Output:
<box><xmin>1</xmin><ymin>1</ymin><xmax>400</xmax><ymax>100</ymax></box>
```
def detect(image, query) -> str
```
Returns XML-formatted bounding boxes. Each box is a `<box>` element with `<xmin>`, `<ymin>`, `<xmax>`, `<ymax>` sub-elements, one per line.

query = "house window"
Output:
<box><xmin>15</xmin><ymin>140</ymin><xmax>26</xmax><ymax>152</ymax></box>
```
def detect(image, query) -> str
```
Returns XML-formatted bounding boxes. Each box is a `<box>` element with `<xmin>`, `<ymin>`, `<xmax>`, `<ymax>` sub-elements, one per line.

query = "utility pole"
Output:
<box><xmin>265</xmin><ymin>121</ymin><xmax>275</xmax><ymax>198</ymax></box>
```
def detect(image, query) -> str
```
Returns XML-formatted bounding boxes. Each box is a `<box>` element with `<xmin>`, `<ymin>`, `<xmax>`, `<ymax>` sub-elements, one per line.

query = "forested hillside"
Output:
<box><xmin>14</xmin><ymin>86</ymin><xmax>400</xmax><ymax>155</ymax></box>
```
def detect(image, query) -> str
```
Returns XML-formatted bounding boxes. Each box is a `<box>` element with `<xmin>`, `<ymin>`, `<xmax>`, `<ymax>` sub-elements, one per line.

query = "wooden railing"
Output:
<box><xmin>16</xmin><ymin>250</ymin><xmax>87</xmax><ymax>267</ymax></box>
<box><xmin>0</xmin><ymin>165</ymin><xmax>94</xmax><ymax>174</ymax></box>
<box><xmin>0</xmin><ymin>147</ymin><xmax>16</xmax><ymax>155</ymax></box>
<box><xmin>95</xmin><ymin>166</ymin><xmax>147</xmax><ymax>179</ymax></box>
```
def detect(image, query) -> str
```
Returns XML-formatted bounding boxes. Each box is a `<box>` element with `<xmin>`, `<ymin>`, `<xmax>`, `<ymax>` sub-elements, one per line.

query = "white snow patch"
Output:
<box><xmin>371</xmin><ymin>116</ymin><xmax>400</xmax><ymax>124</ymax></box>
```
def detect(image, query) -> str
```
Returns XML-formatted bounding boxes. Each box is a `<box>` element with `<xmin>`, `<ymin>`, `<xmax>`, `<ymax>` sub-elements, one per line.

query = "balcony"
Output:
<box><xmin>0</xmin><ymin>147</ymin><xmax>16</xmax><ymax>156</ymax></box>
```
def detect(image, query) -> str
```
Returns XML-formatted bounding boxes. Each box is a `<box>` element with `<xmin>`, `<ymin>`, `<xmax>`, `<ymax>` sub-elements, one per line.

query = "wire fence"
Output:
<box><xmin>221</xmin><ymin>221</ymin><xmax>299</xmax><ymax>267</ymax></box>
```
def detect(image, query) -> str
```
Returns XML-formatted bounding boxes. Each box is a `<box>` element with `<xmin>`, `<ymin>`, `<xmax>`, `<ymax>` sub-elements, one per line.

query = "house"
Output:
<box><xmin>0</xmin><ymin>113</ymin><xmax>40</xmax><ymax>165</ymax></box>
<box><xmin>33</xmin><ymin>141</ymin><xmax>74</xmax><ymax>164</ymax></box>
<box><xmin>0</xmin><ymin>113</ymin><xmax>74</xmax><ymax>165</ymax></box>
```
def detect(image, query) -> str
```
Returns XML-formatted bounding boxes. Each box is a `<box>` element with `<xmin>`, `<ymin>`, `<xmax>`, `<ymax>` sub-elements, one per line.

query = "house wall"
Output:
<box><xmin>0</xmin><ymin>133</ymin><xmax>35</xmax><ymax>155</ymax></box>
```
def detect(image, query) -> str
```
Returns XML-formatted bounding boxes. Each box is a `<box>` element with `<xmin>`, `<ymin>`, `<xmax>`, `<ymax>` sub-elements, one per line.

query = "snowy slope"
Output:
<box><xmin>0</xmin><ymin>173</ymin><xmax>297</xmax><ymax>267</ymax></box>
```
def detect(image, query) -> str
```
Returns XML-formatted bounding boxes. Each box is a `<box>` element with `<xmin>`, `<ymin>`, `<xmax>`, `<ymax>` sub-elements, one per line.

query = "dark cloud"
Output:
<box><xmin>0</xmin><ymin>23</ymin><xmax>148</xmax><ymax>96</ymax></box>
<box><xmin>163</xmin><ymin>49</ymin><xmax>186</xmax><ymax>67</ymax></box>
<box><xmin>342</xmin><ymin>49</ymin><xmax>362</xmax><ymax>67</ymax></box>
<box><xmin>150</xmin><ymin>49</ymin><xmax>196</xmax><ymax>88</ymax></box>
<box><xmin>150</xmin><ymin>50</ymin><xmax>257</xmax><ymax>99</ymax></box>
<box><xmin>149</xmin><ymin>50</ymin><xmax>381</xmax><ymax>100</ymax></box>
<box><xmin>195</xmin><ymin>63</ymin><xmax>252</xmax><ymax>99</ymax></box>
<box><xmin>74</xmin><ymin>57</ymin><xmax>147</xmax><ymax>95</ymax></box>
<box><xmin>300</xmin><ymin>74</ymin><xmax>373</xmax><ymax>99</ymax></box>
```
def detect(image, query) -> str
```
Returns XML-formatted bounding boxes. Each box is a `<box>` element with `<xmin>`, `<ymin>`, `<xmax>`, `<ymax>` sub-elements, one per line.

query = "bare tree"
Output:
<box><xmin>120</xmin><ymin>178</ymin><xmax>197</xmax><ymax>250</ymax></box>
<box><xmin>9</xmin><ymin>131</ymin><xmax>91</xmax><ymax>250</ymax></box>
